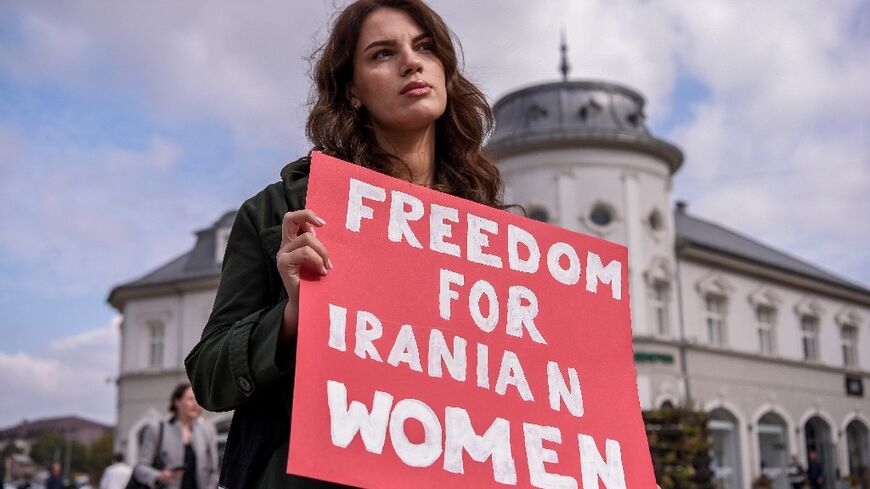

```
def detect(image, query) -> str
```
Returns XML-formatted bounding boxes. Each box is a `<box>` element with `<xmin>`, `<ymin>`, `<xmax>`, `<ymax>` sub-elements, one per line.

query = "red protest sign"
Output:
<box><xmin>287</xmin><ymin>152</ymin><xmax>655</xmax><ymax>488</ymax></box>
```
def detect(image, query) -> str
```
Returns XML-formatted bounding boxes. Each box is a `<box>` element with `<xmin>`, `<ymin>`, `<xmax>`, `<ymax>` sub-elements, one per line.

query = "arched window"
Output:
<box><xmin>757</xmin><ymin>412</ymin><xmax>789</xmax><ymax>487</ymax></box>
<box><xmin>845</xmin><ymin>419</ymin><xmax>869</xmax><ymax>481</ymax></box>
<box><xmin>804</xmin><ymin>416</ymin><xmax>836</xmax><ymax>487</ymax></box>
<box><xmin>709</xmin><ymin>408</ymin><xmax>743</xmax><ymax>489</ymax></box>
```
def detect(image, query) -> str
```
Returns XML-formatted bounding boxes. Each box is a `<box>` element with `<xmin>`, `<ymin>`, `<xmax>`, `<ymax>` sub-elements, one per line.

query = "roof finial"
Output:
<box><xmin>559</xmin><ymin>28</ymin><xmax>570</xmax><ymax>82</ymax></box>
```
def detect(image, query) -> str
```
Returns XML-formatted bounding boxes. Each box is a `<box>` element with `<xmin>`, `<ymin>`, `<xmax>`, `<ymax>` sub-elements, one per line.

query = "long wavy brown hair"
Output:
<box><xmin>307</xmin><ymin>0</ymin><xmax>504</xmax><ymax>208</ymax></box>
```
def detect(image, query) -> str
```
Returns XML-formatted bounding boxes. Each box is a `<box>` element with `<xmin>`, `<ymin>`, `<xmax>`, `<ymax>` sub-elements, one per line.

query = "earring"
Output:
<box><xmin>352</xmin><ymin>100</ymin><xmax>361</xmax><ymax>110</ymax></box>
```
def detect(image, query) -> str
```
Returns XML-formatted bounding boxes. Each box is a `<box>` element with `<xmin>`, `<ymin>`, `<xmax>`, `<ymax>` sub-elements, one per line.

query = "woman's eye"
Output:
<box><xmin>417</xmin><ymin>41</ymin><xmax>434</xmax><ymax>52</ymax></box>
<box><xmin>374</xmin><ymin>49</ymin><xmax>392</xmax><ymax>59</ymax></box>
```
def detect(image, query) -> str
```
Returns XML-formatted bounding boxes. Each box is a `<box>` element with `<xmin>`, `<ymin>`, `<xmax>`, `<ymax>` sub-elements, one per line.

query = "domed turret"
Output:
<box><xmin>487</xmin><ymin>43</ymin><xmax>684</xmax><ymax>338</ymax></box>
<box><xmin>489</xmin><ymin>80</ymin><xmax>683</xmax><ymax>173</ymax></box>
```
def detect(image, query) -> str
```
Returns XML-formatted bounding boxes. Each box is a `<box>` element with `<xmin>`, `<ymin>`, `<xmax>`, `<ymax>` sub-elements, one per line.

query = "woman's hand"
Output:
<box><xmin>276</xmin><ymin>209</ymin><xmax>331</xmax><ymax>345</ymax></box>
<box><xmin>156</xmin><ymin>468</ymin><xmax>180</xmax><ymax>484</ymax></box>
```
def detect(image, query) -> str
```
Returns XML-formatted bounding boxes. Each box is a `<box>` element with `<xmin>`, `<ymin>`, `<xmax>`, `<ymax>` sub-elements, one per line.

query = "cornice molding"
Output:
<box><xmin>679</xmin><ymin>246</ymin><xmax>870</xmax><ymax>306</ymax></box>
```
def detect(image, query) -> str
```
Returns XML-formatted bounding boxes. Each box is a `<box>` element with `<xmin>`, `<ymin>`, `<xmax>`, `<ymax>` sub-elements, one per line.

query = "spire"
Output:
<box><xmin>559</xmin><ymin>28</ymin><xmax>570</xmax><ymax>82</ymax></box>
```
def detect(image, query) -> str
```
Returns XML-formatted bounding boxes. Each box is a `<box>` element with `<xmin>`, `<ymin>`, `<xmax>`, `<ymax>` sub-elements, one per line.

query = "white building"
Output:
<box><xmin>108</xmin><ymin>212</ymin><xmax>235</xmax><ymax>463</ymax></box>
<box><xmin>109</xmin><ymin>75</ymin><xmax>869</xmax><ymax>489</ymax></box>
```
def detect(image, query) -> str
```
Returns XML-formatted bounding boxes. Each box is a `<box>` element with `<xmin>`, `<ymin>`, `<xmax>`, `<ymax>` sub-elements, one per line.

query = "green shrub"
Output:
<box><xmin>644</xmin><ymin>407</ymin><xmax>715</xmax><ymax>489</ymax></box>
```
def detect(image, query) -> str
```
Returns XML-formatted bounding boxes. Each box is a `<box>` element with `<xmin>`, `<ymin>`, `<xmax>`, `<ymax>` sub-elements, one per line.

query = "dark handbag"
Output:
<box><xmin>126</xmin><ymin>421</ymin><xmax>165</xmax><ymax>489</ymax></box>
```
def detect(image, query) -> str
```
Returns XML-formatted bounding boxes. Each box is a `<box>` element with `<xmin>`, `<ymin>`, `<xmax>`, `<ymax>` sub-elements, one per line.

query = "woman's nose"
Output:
<box><xmin>400</xmin><ymin>48</ymin><xmax>423</xmax><ymax>76</ymax></box>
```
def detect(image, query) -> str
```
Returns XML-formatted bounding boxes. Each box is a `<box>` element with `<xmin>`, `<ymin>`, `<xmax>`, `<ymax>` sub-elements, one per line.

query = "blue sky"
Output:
<box><xmin>1</xmin><ymin>0</ymin><xmax>868</xmax><ymax>427</ymax></box>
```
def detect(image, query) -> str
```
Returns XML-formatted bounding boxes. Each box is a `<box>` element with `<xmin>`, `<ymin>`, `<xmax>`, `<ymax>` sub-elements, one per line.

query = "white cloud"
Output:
<box><xmin>0</xmin><ymin>1</ymin><xmax>330</xmax><ymax>150</ymax></box>
<box><xmin>663</xmin><ymin>0</ymin><xmax>870</xmax><ymax>285</ymax></box>
<box><xmin>106</xmin><ymin>136</ymin><xmax>183</xmax><ymax>172</ymax></box>
<box><xmin>0</xmin><ymin>7</ymin><xmax>94</xmax><ymax>84</ymax></box>
<box><xmin>0</xmin><ymin>318</ymin><xmax>119</xmax><ymax>427</ymax></box>
<box><xmin>0</xmin><ymin>125</ymin><xmax>223</xmax><ymax>296</ymax></box>
<box><xmin>672</xmin><ymin>0</ymin><xmax>870</xmax><ymax>127</ymax></box>
<box><xmin>439</xmin><ymin>0</ymin><xmax>685</xmax><ymax>121</ymax></box>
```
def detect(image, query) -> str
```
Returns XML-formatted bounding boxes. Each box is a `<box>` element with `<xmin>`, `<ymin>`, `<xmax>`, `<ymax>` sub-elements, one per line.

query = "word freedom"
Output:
<box><xmin>346</xmin><ymin>178</ymin><xmax>624</xmax><ymax>301</ymax></box>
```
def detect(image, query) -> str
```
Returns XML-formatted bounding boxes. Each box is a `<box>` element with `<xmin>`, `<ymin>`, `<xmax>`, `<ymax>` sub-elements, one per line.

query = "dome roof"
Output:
<box><xmin>488</xmin><ymin>79</ymin><xmax>683</xmax><ymax>173</ymax></box>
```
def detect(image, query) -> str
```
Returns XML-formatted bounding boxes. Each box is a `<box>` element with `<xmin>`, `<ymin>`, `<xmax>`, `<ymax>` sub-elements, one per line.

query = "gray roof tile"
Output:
<box><xmin>109</xmin><ymin>211</ymin><xmax>236</xmax><ymax>293</ymax></box>
<box><xmin>675</xmin><ymin>209</ymin><xmax>867</xmax><ymax>293</ymax></box>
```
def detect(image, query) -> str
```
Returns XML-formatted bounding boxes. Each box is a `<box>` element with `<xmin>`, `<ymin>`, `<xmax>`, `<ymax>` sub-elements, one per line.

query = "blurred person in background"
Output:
<box><xmin>807</xmin><ymin>450</ymin><xmax>824</xmax><ymax>489</ymax></box>
<box><xmin>787</xmin><ymin>454</ymin><xmax>807</xmax><ymax>489</ymax></box>
<box><xmin>45</xmin><ymin>463</ymin><xmax>63</xmax><ymax>489</ymax></box>
<box><xmin>15</xmin><ymin>473</ymin><xmax>33</xmax><ymax>489</ymax></box>
<box><xmin>98</xmin><ymin>453</ymin><xmax>131</xmax><ymax>489</ymax></box>
<box><xmin>130</xmin><ymin>383</ymin><xmax>218</xmax><ymax>489</ymax></box>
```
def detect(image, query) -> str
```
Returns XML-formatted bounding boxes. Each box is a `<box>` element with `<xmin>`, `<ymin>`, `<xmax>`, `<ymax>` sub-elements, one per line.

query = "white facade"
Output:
<box><xmin>490</xmin><ymin>79</ymin><xmax>869</xmax><ymax>489</ymax></box>
<box><xmin>498</xmin><ymin>145</ymin><xmax>677</xmax><ymax>340</ymax></box>
<box><xmin>677</xmin><ymin>261</ymin><xmax>869</xmax><ymax>368</ymax></box>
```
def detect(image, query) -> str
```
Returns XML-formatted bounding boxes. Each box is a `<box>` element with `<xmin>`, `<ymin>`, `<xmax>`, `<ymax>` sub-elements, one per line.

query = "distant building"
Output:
<box><xmin>0</xmin><ymin>415</ymin><xmax>112</xmax><ymax>448</ymax></box>
<box><xmin>109</xmin><ymin>73</ymin><xmax>869</xmax><ymax>489</ymax></box>
<box><xmin>3</xmin><ymin>453</ymin><xmax>36</xmax><ymax>483</ymax></box>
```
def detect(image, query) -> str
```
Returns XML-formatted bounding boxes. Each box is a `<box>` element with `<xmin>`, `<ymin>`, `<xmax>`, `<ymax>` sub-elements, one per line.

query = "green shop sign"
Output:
<box><xmin>634</xmin><ymin>351</ymin><xmax>675</xmax><ymax>364</ymax></box>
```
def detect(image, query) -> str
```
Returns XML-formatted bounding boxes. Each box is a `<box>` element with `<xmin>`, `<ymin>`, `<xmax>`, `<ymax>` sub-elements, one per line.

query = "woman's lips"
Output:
<box><xmin>404</xmin><ymin>86</ymin><xmax>431</xmax><ymax>96</ymax></box>
<box><xmin>401</xmin><ymin>80</ymin><xmax>431</xmax><ymax>96</ymax></box>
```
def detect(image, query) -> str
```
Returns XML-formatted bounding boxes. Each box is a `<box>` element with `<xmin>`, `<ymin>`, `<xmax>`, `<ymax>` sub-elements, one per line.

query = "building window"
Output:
<box><xmin>709</xmin><ymin>409</ymin><xmax>743</xmax><ymax>489</ymax></box>
<box><xmin>650</xmin><ymin>281</ymin><xmax>670</xmax><ymax>336</ymax></box>
<box><xmin>148</xmin><ymin>320</ymin><xmax>165</xmax><ymax>369</ymax></box>
<box><xmin>842</xmin><ymin>325</ymin><xmax>858</xmax><ymax>367</ymax></box>
<box><xmin>589</xmin><ymin>204</ymin><xmax>613</xmax><ymax>227</ymax></box>
<box><xmin>756</xmin><ymin>306</ymin><xmax>776</xmax><ymax>355</ymax></box>
<box><xmin>801</xmin><ymin>315</ymin><xmax>819</xmax><ymax>361</ymax></box>
<box><xmin>647</xmin><ymin>210</ymin><xmax>663</xmax><ymax>231</ymax></box>
<box><xmin>527</xmin><ymin>206</ymin><xmax>550</xmax><ymax>223</ymax></box>
<box><xmin>705</xmin><ymin>295</ymin><xmax>726</xmax><ymax>346</ymax></box>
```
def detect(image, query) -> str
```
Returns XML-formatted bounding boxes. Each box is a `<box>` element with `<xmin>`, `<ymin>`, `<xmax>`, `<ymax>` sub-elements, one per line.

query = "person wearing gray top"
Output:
<box><xmin>132</xmin><ymin>383</ymin><xmax>219</xmax><ymax>489</ymax></box>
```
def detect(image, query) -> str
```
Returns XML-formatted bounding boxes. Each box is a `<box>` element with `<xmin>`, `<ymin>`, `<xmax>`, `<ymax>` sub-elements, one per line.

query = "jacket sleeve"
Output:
<box><xmin>132</xmin><ymin>422</ymin><xmax>161</xmax><ymax>487</ymax></box>
<box><xmin>185</xmin><ymin>200</ymin><xmax>294</xmax><ymax>412</ymax></box>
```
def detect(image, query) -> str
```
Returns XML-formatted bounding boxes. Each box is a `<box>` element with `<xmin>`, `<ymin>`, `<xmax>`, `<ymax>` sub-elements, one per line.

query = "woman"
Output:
<box><xmin>133</xmin><ymin>383</ymin><xmax>219</xmax><ymax>489</ymax></box>
<box><xmin>185</xmin><ymin>0</ymin><xmax>503</xmax><ymax>487</ymax></box>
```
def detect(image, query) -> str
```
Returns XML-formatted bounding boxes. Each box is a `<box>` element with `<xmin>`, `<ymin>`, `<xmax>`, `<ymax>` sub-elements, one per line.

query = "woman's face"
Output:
<box><xmin>349</xmin><ymin>8</ymin><xmax>447</xmax><ymax>134</ymax></box>
<box><xmin>174</xmin><ymin>387</ymin><xmax>202</xmax><ymax>421</ymax></box>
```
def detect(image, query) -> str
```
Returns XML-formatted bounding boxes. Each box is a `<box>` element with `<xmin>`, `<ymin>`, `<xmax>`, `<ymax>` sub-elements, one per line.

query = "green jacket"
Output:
<box><xmin>185</xmin><ymin>156</ymin><xmax>352</xmax><ymax>489</ymax></box>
